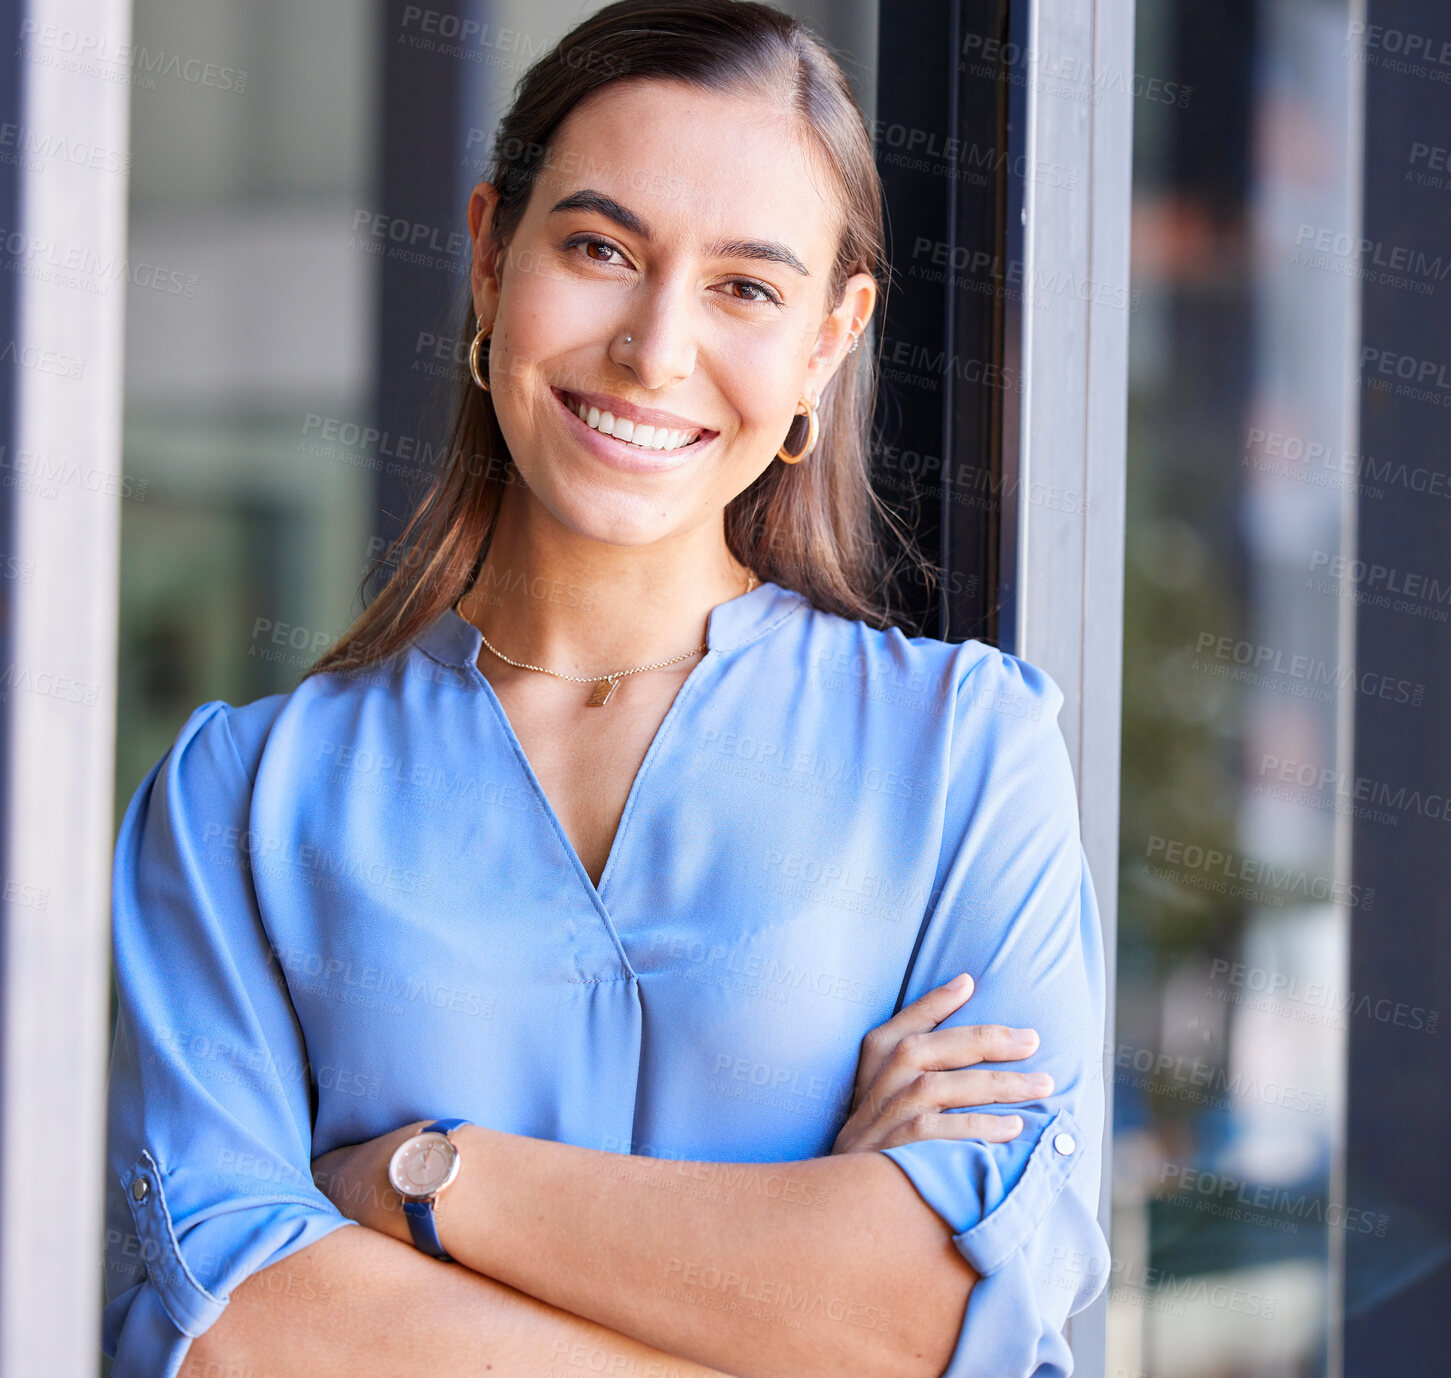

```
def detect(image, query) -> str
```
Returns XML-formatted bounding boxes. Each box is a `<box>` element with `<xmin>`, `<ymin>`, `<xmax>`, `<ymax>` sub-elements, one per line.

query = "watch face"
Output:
<box><xmin>388</xmin><ymin>1131</ymin><xmax>460</xmax><ymax>1199</ymax></box>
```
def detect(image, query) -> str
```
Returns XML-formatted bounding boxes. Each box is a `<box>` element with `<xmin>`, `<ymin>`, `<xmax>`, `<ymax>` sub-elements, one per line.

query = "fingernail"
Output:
<box><xmin>1013</xmin><ymin>1028</ymin><xmax>1038</xmax><ymax>1046</ymax></box>
<box><xmin>946</xmin><ymin>972</ymin><xmax>971</xmax><ymax>993</ymax></box>
<box><xmin>1005</xmin><ymin>1115</ymin><xmax>1023</xmax><ymax>1135</ymax></box>
<box><xmin>1029</xmin><ymin>1074</ymin><xmax>1054</xmax><ymax>1093</ymax></box>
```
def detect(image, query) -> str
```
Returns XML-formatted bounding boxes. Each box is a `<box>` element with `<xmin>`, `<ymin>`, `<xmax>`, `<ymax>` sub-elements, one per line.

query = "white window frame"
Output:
<box><xmin>0</xmin><ymin>0</ymin><xmax>131</xmax><ymax>1371</ymax></box>
<box><xmin>1002</xmin><ymin>3</ymin><xmax>1135</xmax><ymax>1373</ymax></box>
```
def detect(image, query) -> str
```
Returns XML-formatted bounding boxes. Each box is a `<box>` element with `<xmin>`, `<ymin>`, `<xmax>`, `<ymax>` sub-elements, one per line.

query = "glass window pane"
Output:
<box><xmin>1114</xmin><ymin>2</ymin><xmax>1359</xmax><ymax>1374</ymax></box>
<box><xmin>118</xmin><ymin>0</ymin><xmax>378</xmax><ymax>827</ymax></box>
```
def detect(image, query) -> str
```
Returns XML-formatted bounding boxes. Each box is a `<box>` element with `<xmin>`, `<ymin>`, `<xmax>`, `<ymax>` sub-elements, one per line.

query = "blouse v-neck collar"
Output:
<box><xmin>413</xmin><ymin>577</ymin><xmax>809</xmax><ymax>673</ymax></box>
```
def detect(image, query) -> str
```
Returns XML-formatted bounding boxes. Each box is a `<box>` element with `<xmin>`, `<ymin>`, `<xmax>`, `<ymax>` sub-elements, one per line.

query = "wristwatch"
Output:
<box><xmin>387</xmin><ymin>1117</ymin><xmax>469</xmax><ymax>1261</ymax></box>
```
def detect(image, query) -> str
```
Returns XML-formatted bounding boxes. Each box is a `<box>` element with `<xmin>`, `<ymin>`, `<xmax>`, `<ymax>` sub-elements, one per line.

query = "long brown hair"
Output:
<box><xmin>306</xmin><ymin>0</ymin><xmax>931</xmax><ymax>681</ymax></box>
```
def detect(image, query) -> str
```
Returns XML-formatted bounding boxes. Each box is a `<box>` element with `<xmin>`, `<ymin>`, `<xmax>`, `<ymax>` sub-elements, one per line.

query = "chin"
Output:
<box><xmin>528</xmin><ymin>474</ymin><xmax>702</xmax><ymax>550</ymax></box>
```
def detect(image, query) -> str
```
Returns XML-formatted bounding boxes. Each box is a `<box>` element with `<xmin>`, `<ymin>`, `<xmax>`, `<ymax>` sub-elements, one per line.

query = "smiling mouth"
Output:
<box><xmin>555</xmin><ymin>389</ymin><xmax>708</xmax><ymax>453</ymax></box>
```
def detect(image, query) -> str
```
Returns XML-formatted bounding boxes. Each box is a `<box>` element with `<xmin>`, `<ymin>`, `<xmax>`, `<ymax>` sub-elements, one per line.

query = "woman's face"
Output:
<box><xmin>468</xmin><ymin>78</ymin><xmax>876</xmax><ymax>553</ymax></box>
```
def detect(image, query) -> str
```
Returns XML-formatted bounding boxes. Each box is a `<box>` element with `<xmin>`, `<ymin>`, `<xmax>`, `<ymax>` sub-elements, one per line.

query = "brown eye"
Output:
<box><xmin>722</xmin><ymin>278</ymin><xmax>781</xmax><ymax>306</ymax></box>
<box><xmin>568</xmin><ymin>236</ymin><xmax>623</xmax><ymax>265</ymax></box>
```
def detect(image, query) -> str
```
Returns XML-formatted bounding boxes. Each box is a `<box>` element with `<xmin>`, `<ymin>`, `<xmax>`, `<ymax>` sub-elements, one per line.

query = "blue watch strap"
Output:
<box><xmin>424</xmin><ymin>1117</ymin><xmax>470</xmax><ymax>1135</ymax></box>
<box><xmin>403</xmin><ymin>1197</ymin><xmax>450</xmax><ymax>1260</ymax></box>
<box><xmin>403</xmin><ymin>1118</ymin><xmax>471</xmax><ymax>1261</ymax></box>
<box><xmin>403</xmin><ymin>1197</ymin><xmax>452</xmax><ymax>1260</ymax></box>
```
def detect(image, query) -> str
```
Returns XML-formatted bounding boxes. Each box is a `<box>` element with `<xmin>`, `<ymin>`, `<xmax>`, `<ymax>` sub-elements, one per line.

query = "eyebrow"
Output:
<box><xmin>548</xmin><ymin>188</ymin><xmax>811</xmax><ymax>277</ymax></box>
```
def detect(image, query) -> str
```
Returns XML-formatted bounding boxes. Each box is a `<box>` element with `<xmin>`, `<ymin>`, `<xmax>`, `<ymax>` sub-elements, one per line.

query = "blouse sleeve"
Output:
<box><xmin>878</xmin><ymin>648</ymin><xmax>1110</xmax><ymax>1378</ymax></box>
<box><xmin>101</xmin><ymin>700</ymin><xmax>358</xmax><ymax>1378</ymax></box>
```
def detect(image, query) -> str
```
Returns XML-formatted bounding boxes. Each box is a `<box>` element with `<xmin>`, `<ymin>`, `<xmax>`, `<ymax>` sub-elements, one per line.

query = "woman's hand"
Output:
<box><xmin>830</xmin><ymin>973</ymin><xmax>1052</xmax><ymax>1154</ymax></box>
<box><xmin>311</xmin><ymin>1119</ymin><xmax>432</xmax><ymax>1242</ymax></box>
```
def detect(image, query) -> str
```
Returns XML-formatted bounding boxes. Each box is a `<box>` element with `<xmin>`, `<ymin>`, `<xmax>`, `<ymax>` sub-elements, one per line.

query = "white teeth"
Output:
<box><xmin>568</xmin><ymin>395</ymin><xmax>700</xmax><ymax>451</ymax></box>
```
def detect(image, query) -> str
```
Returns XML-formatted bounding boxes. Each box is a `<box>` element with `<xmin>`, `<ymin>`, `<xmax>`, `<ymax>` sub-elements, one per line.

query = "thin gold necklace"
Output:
<box><xmin>473</xmin><ymin>569</ymin><xmax>760</xmax><ymax>707</ymax></box>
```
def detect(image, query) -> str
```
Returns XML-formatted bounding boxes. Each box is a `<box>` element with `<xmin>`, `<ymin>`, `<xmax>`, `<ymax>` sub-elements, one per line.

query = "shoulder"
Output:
<box><xmin>953</xmin><ymin>641</ymin><xmax>1065</xmax><ymax>731</ymax></box>
<box><xmin>945</xmin><ymin>644</ymin><xmax>1079</xmax><ymax>840</ymax></box>
<box><xmin>790</xmin><ymin>599</ymin><xmax>1064</xmax><ymax>728</ymax></box>
<box><xmin>798</xmin><ymin>604</ymin><xmax>1075</xmax><ymax>821</ymax></box>
<box><xmin>218</xmin><ymin>692</ymin><xmax>293</xmax><ymax>778</ymax></box>
<box><xmin>158</xmin><ymin>615</ymin><xmax>476</xmax><ymax>784</ymax></box>
<box><xmin>176</xmin><ymin>692</ymin><xmax>290</xmax><ymax>772</ymax></box>
<box><xmin>132</xmin><ymin>694</ymin><xmax>292</xmax><ymax>816</ymax></box>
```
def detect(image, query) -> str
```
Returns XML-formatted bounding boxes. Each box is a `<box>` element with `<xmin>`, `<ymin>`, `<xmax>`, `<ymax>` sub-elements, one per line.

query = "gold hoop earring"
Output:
<box><xmin>469</xmin><ymin>317</ymin><xmax>492</xmax><ymax>392</ymax></box>
<box><xmin>776</xmin><ymin>395</ymin><xmax>819</xmax><ymax>463</ymax></box>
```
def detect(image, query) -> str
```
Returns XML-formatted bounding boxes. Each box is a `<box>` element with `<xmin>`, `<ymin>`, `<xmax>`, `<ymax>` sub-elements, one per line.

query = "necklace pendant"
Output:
<box><xmin>586</xmin><ymin>676</ymin><xmax>621</xmax><ymax>707</ymax></box>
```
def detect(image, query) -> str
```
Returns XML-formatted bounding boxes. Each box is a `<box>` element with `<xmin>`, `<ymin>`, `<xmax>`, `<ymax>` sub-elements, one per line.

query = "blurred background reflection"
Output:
<box><xmin>1115</xmin><ymin>2</ymin><xmax>1448</xmax><ymax>1375</ymax></box>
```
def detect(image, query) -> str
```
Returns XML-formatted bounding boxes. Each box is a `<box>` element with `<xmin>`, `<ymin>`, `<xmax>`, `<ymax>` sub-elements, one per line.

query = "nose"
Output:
<box><xmin>610</xmin><ymin>274</ymin><xmax>698</xmax><ymax>390</ymax></box>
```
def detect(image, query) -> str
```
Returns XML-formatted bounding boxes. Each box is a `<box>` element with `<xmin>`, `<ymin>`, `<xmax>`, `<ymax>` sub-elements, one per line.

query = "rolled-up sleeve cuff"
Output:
<box><xmin>881</xmin><ymin>1109</ymin><xmax>1109</xmax><ymax>1378</ymax></box>
<box><xmin>103</xmin><ymin>1148</ymin><xmax>359</xmax><ymax>1378</ymax></box>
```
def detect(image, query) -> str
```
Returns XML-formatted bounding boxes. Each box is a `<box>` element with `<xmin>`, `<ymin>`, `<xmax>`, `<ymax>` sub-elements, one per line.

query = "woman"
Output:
<box><xmin>101</xmin><ymin>3</ymin><xmax>1109</xmax><ymax>1376</ymax></box>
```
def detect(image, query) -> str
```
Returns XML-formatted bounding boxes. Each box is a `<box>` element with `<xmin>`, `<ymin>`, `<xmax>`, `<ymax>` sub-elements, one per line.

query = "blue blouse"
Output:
<box><xmin>102</xmin><ymin>578</ymin><xmax>1110</xmax><ymax>1378</ymax></box>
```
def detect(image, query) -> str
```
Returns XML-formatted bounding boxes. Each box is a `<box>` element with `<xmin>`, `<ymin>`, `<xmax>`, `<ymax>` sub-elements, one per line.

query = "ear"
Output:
<box><xmin>468</xmin><ymin>181</ymin><xmax>505</xmax><ymax>325</ymax></box>
<box><xmin>801</xmin><ymin>272</ymin><xmax>878</xmax><ymax>404</ymax></box>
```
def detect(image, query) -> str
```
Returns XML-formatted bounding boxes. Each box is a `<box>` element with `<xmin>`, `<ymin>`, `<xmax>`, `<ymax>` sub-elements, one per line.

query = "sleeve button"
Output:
<box><xmin>130</xmin><ymin>1176</ymin><xmax>151</xmax><ymax>1203</ymax></box>
<box><xmin>1052</xmin><ymin>1132</ymin><xmax>1076</xmax><ymax>1156</ymax></box>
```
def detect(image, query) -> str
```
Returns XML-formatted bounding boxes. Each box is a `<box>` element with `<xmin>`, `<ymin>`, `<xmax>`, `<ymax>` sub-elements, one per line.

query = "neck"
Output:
<box><xmin>456</xmin><ymin>515</ymin><xmax>756</xmax><ymax>679</ymax></box>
